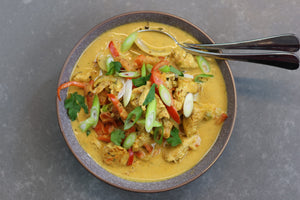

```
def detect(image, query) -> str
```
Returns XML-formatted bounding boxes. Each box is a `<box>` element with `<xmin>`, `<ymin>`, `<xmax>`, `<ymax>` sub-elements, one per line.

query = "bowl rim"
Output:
<box><xmin>56</xmin><ymin>10</ymin><xmax>237</xmax><ymax>193</ymax></box>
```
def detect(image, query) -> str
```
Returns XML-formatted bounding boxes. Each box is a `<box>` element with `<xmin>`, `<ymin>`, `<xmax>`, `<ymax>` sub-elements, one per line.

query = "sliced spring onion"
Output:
<box><xmin>183</xmin><ymin>73</ymin><xmax>194</xmax><ymax>79</ymax></box>
<box><xmin>143</xmin><ymin>83</ymin><xmax>156</xmax><ymax>106</ymax></box>
<box><xmin>124</xmin><ymin>106</ymin><xmax>143</xmax><ymax>130</ymax></box>
<box><xmin>117</xmin><ymin>81</ymin><xmax>126</xmax><ymax>99</ymax></box>
<box><xmin>80</xmin><ymin>95</ymin><xmax>100</xmax><ymax>132</ymax></box>
<box><xmin>194</xmin><ymin>74</ymin><xmax>214</xmax><ymax>82</ymax></box>
<box><xmin>123</xmin><ymin>132</ymin><xmax>137</xmax><ymax>149</ymax></box>
<box><xmin>121</xmin><ymin>32</ymin><xmax>138</xmax><ymax>52</ymax></box>
<box><xmin>141</xmin><ymin>63</ymin><xmax>146</xmax><ymax>77</ymax></box>
<box><xmin>154</xmin><ymin>126</ymin><xmax>164</xmax><ymax>144</ymax></box>
<box><xmin>145</xmin><ymin>98</ymin><xmax>157</xmax><ymax>132</ymax></box>
<box><xmin>106</xmin><ymin>55</ymin><xmax>114</xmax><ymax>69</ymax></box>
<box><xmin>158</xmin><ymin>84</ymin><xmax>172</xmax><ymax>106</ymax></box>
<box><xmin>183</xmin><ymin>93</ymin><xmax>193</xmax><ymax>117</ymax></box>
<box><xmin>123</xmin><ymin>79</ymin><xmax>132</xmax><ymax>107</ymax></box>
<box><xmin>118</xmin><ymin>71</ymin><xmax>140</xmax><ymax>78</ymax></box>
<box><xmin>196</xmin><ymin>56</ymin><xmax>210</xmax><ymax>74</ymax></box>
<box><xmin>169</xmin><ymin>65</ymin><xmax>184</xmax><ymax>76</ymax></box>
<box><xmin>137</xmin><ymin>119</ymin><xmax>162</xmax><ymax>127</ymax></box>
<box><xmin>159</xmin><ymin>65</ymin><xmax>170</xmax><ymax>73</ymax></box>
<box><xmin>146</xmin><ymin>64</ymin><xmax>153</xmax><ymax>73</ymax></box>
<box><xmin>132</xmin><ymin>73</ymin><xmax>151</xmax><ymax>87</ymax></box>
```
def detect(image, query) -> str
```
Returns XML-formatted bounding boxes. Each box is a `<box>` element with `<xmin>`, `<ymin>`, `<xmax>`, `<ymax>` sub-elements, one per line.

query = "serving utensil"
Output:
<box><xmin>137</xmin><ymin>29</ymin><xmax>300</xmax><ymax>70</ymax></box>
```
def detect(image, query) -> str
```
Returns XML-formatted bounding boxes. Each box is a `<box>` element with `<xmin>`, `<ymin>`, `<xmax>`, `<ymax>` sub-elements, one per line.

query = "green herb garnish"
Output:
<box><xmin>110</xmin><ymin>129</ymin><xmax>125</xmax><ymax>146</ymax></box>
<box><xmin>64</xmin><ymin>92</ymin><xmax>88</xmax><ymax>121</ymax></box>
<box><xmin>154</xmin><ymin>126</ymin><xmax>164</xmax><ymax>144</ymax></box>
<box><xmin>167</xmin><ymin>127</ymin><xmax>182</xmax><ymax>147</ymax></box>
<box><xmin>106</xmin><ymin>61</ymin><xmax>122</xmax><ymax>75</ymax></box>
<box><xmin>132</xmin><ymin>73</ymin><xmax>151</xmax><ymax>87</ymax></box>
<box><xmin>86</xmin><ymin>130</ymin><xmax>91</xmax><ymax>136</ymax></box>
<box><xmin>143</xmin><ymin>83</ymin><xmax>156</xmax><ymax>106</ymax></box>
<box><xmin>124</xmin><ymin>106</ymin><xmax>143</xmax><ymax>130</ymax></box>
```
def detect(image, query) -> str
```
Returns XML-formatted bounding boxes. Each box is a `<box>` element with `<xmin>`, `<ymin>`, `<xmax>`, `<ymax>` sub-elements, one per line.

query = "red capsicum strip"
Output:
<box><xmin>107</xmin><ymin>93</ymin><xmax>128</xmax><ymax>120</ymax></box>
<box><xmin>57</xmin><ymin>81</ymin><xmax>86</xmax><ymax>101</ymax></box>
<box><xmin>150</xmin><ymin>60</ymin><xmax>181</xmax><ymax>124</ymax></box>
<box><xmin>127</xmin><ymin>148</ymin><xmax>134</xmax><ymax>166</ymax></box>
<box><xmin>108</xmin><ymin>41</ymin><xmax>119</xmax><ymax>58</ymax></box>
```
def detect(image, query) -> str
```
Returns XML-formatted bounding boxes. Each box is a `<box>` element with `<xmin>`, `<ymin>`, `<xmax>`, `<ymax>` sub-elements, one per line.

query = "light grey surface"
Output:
<box><xmin>1</xmin><ymin>0</ymin><xmax>299</xmax><ymax>199</ymax></box>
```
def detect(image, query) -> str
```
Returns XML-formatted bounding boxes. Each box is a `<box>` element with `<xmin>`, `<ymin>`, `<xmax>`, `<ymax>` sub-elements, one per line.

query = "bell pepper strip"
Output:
<box><xmin>107</xmin><ymin>93</ymin><xmax>128</xmax><ymax>121</ymax></box>
<box><xmin>144</xmin><ymin>143</ymin><xmax>153</xmax><ymax>153</ymax></box>
<box><xmin>57</xmin><ymin>81</ymin><xmax>86</xmax><ymax>101</ymax></box>
<box><xmin>165</xmin><ymin>104</ymin><xmax>180</xmax><ymax>124</ymax></box>
<box><xmin>94</xmin><ymin>120</ymin><xmax>105</xmax><ymax>135</ymax></box>
<box><xmin>98</xmin><ymin>135</ymin><xmax>111</xmax><ymax>143</ymax></box>
<box><xmin>127</xmin><ymin>148</ymin><xmax>134</xmax><ymax>166</ymax></box>
<box><xmin>216</xmin><ymin>113</ymin><xmax>228</xmax><ymax>125</ymax></box>
<box><xmin>108</xmin><ymin>41</ymin><xmax>119</xmax><ymax>58</ymax></box>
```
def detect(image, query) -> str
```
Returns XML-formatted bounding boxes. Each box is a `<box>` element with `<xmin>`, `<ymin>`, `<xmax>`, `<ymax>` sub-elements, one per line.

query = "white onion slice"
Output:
<box><xmin>183</xmin><ymin>93</ymin><xmax>193</xmax><ymax>117</ymax></box>
<box><xmin>183</xmin><ymin>73</ymin><xmax>194</xmax><ymax>79</ymax></box>
<box><xmin>123</xmin><ymin>79</ymin><xmax>132</xmax><ymax>107</ymax></box>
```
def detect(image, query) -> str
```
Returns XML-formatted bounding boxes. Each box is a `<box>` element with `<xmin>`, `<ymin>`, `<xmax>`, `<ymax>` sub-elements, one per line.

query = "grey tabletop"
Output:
<box><xmin>1</xmin><ymin>0</ymin><xmax>300</xmax><ymax>199</ymax></box>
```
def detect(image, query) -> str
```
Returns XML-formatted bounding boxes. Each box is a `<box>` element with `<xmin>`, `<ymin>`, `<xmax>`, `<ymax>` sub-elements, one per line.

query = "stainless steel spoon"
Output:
<box><xmin>137</xmin><ymin>29</ymin><xmax>299</xmax><ymax>70</ymax></box>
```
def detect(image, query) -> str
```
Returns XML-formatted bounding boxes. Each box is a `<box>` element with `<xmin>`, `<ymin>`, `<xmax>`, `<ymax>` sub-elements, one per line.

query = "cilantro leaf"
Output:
<box><xmin>64</xmin><ymin>92</ymin><xmax>88</xmax><ymax>121</ymax></box>
<box><xmin>143</xmin><ymin>83</ymin><xmax>156</xmax><ymax>106</ymax></box>
<box><xmin>106</xmin><ymin>61</ymin><xmax>122</xmax><ymax>75</ymax></box>
<box><xmin>167</xmin><ymin>127</ymin><xmax>182</xmax><ymax>147</ymax></box>
<box><xmin>132</xmin><ymin>73</ymin><xmax>151</xmax><ymax>87</ymax></box>
<box><xmin>110</xmin><ymin>129</ymin><xmax>125</xmax><ymax>146</ymax></box>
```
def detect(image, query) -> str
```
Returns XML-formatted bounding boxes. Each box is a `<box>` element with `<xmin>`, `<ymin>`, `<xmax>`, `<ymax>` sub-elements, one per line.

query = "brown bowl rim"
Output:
<box><xmin>56</xmin><ymin>10</ymin><xmax>237</xmax><ymax>193</ymax></box>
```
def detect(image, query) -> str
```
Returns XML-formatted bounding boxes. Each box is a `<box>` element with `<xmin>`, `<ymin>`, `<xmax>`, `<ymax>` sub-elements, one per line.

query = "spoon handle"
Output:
<box><xmin>184</xmin><ymin>48</ymin><xmax>299</xmax><ymax>70</ymax></box>
<box><xmin>184</xmin><ymin>34</ymin><xmax>300</xmax><ymax>52</ymax></box>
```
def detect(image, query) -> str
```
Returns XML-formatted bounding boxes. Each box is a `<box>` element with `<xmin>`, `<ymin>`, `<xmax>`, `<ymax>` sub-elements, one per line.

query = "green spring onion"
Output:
<box><xmin>80</xmin><ymin>95</ymin><xmax>100</xmax><ymax>132</ymax></box>
<box><xmin>121</xmin><ymin>32</ymin><xmax>138</xmax><ymax>52</ymax></box>
<box><xmin>183</xmin><ymin>93</ymin><xmax>193</xmax><ymax>117</ymax></box>
<box><xmin>159</xmin><ymin>65</ymin><xmax>170</xmax><ymax>73</ymax></box>
<box><xmin>118</xmin><ymin>71</ymin><xmax>140</xmax><ymax>78</ymax></box>
<box><xmin>154</xmin><ymin>126</ymin><xmax>164</xmax><ymax>144</ymax></box>
<box><xmin>158</xmin><ymin>84</ymin><xmax>172</xmax><ymax>106</ymax></box>
<box><xmin>194</xmin><ymin>74</ymin><xmax>214</xmax><ymax>83</ymax></box>
<box><xmin>123</xmin><ymin>132</ymin><xmax>137</xmax><ymax>149</ymax></box>
<box><xmin>137</xmin><ymin>119</ymin><xmax>162</xmax><ymax>127</ymax></box>
<box><xmin>141</xmin><ymin>63</ymin><xmax>146</xmax><ymax>77</ymax></box>
<box><xmin>145</xmin><ymin>98</ymin><xmax>157</xmax><ymax>132</ymax></box>
<box><xmin>143</xmin><ymin>83</ymin><xmax>156</xmax><ymax>106</ymax></box>
<box><xmin>124</xmin><ymin>106</ymin><xmax>143</xmax><ymax>130</ymax></box>
<box><xmin>170</xmin><ymin>65</ymin><xmax>184</xmax><ymax>76</ymax></box>
<box><xmin>146</xmin><ymin>64</ymin><xmax>153</xmax><ymax>73</ymax></box>
<box><xmin>196</xmin><ymin>56</ymin><xmax>210</xmax><ymax>74</ymax></box>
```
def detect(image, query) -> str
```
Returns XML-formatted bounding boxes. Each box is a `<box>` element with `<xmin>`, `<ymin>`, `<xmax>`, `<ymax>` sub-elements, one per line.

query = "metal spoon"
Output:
<box><xmin>137</xmin><ymin>29</ymin><xmax>299</xmax><ymax>70</ymax></box>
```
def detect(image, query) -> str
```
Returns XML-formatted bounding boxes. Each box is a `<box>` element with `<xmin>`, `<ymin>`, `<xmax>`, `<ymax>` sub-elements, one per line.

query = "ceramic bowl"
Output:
<box><xmin>56</xmin><ymin>11</ymin><xmax>237</xmax><ymax>192</ymax></box>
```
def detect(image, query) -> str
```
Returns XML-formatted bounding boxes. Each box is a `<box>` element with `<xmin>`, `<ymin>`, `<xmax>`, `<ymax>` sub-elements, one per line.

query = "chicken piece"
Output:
<box><xmin>72</xmin><ymin>69</ymin><xmax>98</xmax><ymax>82</ymax></box>
<box><xmin>93</xmin><ymin>76</ymin><xmax>117</xmax><ymax>94</ymax></box>
<box><xmin>171</xmin><ymin>47</ymin><xmax>198</xmax><ymax>69</ymax></box>
<box><xmin>162</xmin><ymin>118</ymin><xmax>174</xmax><ymax>139</ymax></box>
<box><xmin>182</xmin><ymin>103</ymin><xmax>206</xmax><ymax>137</ymax></box>
<box><xmin>109</xmin><ymin>77</ymin><xmax>124</xmax><ymax>95</ymax></box>
<box><xmin>130</xmin><ymin>81</ymin><xmax>151</xmax><ymax>111</ymax></box>
<box><xmin>173</xmin><ymin>77</ymin><xmax>199</xmax><ymax>110</ymax></box>
<box><xmin>164</xmin><ymin>73</ymin><xmax>177</xmax><ymax>90</ymax></box>
<box><xmin>163</xmin><ymin>134</ymin><xmax>201</xmax><ymax>163</ymax></box>
<box><xmin>132</xmin><ymin>131</ymin><xmax>153</xmax><ymax>152</ymax></box>
<box><xmin>102</xmin><ymin>143</ymin><xmax>129</xmax><ymax>166</ymax></box>
<box><xmin>155</xmin><ymin>94</ymin><xmax>170</xmax><ymax>119</ymax></box>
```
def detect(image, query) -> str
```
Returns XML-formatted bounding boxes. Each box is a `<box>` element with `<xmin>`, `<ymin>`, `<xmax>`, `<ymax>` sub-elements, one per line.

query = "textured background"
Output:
<box><xmin>1</xmin><ymin>0</ymin><xmax>299</xmax><ymax>199</ymax></box>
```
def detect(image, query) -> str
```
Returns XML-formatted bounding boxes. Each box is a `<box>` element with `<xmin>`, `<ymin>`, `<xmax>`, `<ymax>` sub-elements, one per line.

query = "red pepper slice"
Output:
<box><xmin>165</xmin><ymin>104</ymin><xmax>180</xmax><ymax>124</ymax></box>
<box><xmin>107</xmin><ymin>94</ymin><xmax>128</xmax><ymax>120</ymax></box>
<box><xmin>57</xmin><ymin>81</ymin><xmax>86</xmax><ymax>101</ymax></box>
<box><xmin>98</xmin><ymin>135</ymin><xmax>111</xmax><ymax>143</ymax></box>
<box><xmin>216</xmin><ymin>113</ymin><xmax>228</xmax><ymax>124</ymax></box>
<box><xmin>127</xmin><ymin>148</ymin><xmax>134</xmax><ymax>166</ymax></box>
<box><xmin>108</xmin><ymin>41</ymin><xmax>119</xmax><ymax>58</ymax></box>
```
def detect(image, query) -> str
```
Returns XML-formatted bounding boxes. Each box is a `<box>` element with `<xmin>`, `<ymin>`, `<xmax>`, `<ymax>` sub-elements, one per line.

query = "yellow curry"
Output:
<box><xmin>58</xmin><ymin>22</ymin><xmax>227</xmax><ymax>182</ymax></box>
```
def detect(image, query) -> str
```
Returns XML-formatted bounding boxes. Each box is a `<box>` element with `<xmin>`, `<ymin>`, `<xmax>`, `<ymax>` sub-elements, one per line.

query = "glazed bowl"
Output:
<box><xmin>56</xmin><ymin>11</ymin><xmax>237</xmax><ymax>192</ymax></box>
